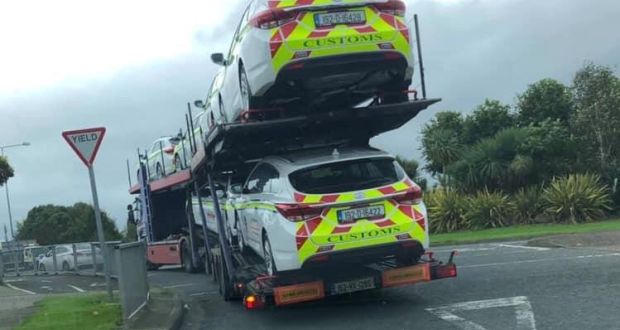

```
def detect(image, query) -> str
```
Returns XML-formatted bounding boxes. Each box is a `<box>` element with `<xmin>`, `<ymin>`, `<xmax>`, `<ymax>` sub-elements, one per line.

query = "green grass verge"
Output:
<box><xmin>18</xmin><ymin>293</ymin><xmax>121</xmax><ymax>330</ymax></box>
<box><xmin>431</xmin><ymin>218</ymin><xmax>620</xmax><ymax>246</ymax></box>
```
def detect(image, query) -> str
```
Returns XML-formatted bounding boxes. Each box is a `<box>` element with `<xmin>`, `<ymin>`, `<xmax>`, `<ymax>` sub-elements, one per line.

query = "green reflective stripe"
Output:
<box><xmin>237</xmin><ymin>202</ymin><xmax>277</xmax><ymax>212</ymax></box>
<box><xmin>191</xmin><ymin>200</ymin><xmax>232</xmax><ymax>211</ymax></box>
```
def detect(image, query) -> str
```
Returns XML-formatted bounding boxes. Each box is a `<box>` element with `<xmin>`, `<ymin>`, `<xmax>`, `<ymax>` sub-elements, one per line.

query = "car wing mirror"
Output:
<box><xmin>194</xmin><ymin>99</ymin><xmax>205</xmax><ymax>108</ymax></box>
<box><xmin>211</xmin><ymin>53</ymin><xmax>226</xmax><ymax>66</ymax></box>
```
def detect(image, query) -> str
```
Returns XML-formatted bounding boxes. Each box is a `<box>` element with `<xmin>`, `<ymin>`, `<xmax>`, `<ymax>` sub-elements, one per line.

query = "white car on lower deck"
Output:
<box><xmin>235</xmin><ymin>147</ymin><xmax>428</xmax><ymax>275</ymax></box>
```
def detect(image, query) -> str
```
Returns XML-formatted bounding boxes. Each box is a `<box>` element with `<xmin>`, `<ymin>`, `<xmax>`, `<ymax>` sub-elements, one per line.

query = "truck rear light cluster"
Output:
<box><xmin>250</xmin><ymin>9</ymin><xmax>298</xmax><ymax>29</ymax></box>
<box><xmin>375</xmin><ymin>0</ymin><xmax>406</xmax><ymax>17</ymax></box>
<box><xmin>434</xmin><ymin>264</ymin><xmax>457</xmax><ymax>279</ymax></box>
<box><xmin>244</xmin><ymin>294</ymin><xmax>265</xmax><ymax>309</ymax></box>
<box><xmin>276</xmin><ymin>203</ymin><xmax>324</xmax><ymax>222</ymax></box>
<box><xmin>393</xmin><ymin>186</ymin><xmax>423</xmax><ymax>205</ymax></box>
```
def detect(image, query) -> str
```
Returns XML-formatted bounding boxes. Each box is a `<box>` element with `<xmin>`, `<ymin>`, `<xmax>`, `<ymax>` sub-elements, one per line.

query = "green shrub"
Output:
<box><xmin>426</xmin><ymin>188</ymin><xmax>467</xmax><ymax>233</ymax></box>
<box><xmin>512</xmin><ymin>186</ymin><xmax>544</xmax><ymax>224</ymax></box>
<box><xmin>542</xmin><ymin>174</ymin><xmax>612</xmax><ymax>223</ymax></box>
<box><xmin>464</xmin><ymin>189</ymin><xmax>515</xmax><ymax>229</ymax></box>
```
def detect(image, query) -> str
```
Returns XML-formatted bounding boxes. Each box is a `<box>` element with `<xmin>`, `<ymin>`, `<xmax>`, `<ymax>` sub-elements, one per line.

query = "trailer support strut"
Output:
<box><xmin>194</xmin><ymin>181</ymin><xmax>213</xmax><ymax>274</ymax></box>
<box><xmin>208</xmin><ymin>173</ymin><xmax>235</xmax><ymax>282</ymax></box>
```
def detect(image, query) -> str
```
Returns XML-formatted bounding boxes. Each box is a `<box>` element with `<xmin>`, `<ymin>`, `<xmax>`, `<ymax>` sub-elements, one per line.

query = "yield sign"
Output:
<box><xmin>62</xmin><ymin>127</ymin><xmax>106</xmax><ymax>167</ymax></box>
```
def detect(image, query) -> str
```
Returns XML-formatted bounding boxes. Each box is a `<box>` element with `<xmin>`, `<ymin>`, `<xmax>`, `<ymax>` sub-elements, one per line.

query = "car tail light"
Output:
<box><xmin>276</xmin><ymin>203</ymin><xmax>324</xmax><ymax>222</ymax></box>
<box><xmin>393</xmin><ymin>186</ymin><xmax>423</xmax><ymax>205</ymax></box>
<box><xmin>375</xmin><ymin>0</ymin><xmax>406</xmax><ymax>17</ymax></box>
<box><xmin>163</xmin><ymin>146</ymin><xmax>174</xmax><ymax>154</ymax></box>
<box><xmin>250</xmin><ymin>8</ymin><xmax>297</xmax><ymax>29</ymax></box>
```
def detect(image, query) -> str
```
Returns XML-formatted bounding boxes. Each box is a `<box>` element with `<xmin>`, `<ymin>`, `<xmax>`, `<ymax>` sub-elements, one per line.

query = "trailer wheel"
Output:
<box><xmin>147</xmin><ymin>261</ymin><xmax>159</xmax><ymax>271</ymax></box>
<box><xmin>396</xmin><ymin>249</ymin><xmax>422</xmax><ymax>267</ymax></box>
<box><xmin>218</xmin><ymin>256</ymin><xmax>234</xmax><ymax>301</ymax></box>
<box><xmin>182</xmin><ymin>241</ymin><xmax>196</xmax><ymax>273</ymax></box>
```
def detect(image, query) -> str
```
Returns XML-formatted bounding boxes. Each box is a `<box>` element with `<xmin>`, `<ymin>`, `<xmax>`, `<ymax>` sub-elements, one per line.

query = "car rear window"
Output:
<box><xmin>289</xmin><ymin>157</ymin><xmax>404</xmax><ymax>194</ymax></box>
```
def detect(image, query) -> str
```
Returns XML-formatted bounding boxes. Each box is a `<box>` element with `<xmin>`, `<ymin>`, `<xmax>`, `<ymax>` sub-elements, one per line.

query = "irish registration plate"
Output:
<box><xmin>332</xmin><ymin>277</ymin><xmax>376</xmax><ymax>295</ymax></box>
<box><xmin>337</xmin><ymin>205</ymin><xmax>385</xmax><ymax>222</ymax></box>
<box><xmin>315</xmin><ymin>11</ymin><xmax>366</xmax><ymax>27</ymax></box>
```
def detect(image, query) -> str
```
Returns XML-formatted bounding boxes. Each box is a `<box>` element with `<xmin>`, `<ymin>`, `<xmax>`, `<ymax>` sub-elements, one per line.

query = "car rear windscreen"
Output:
<box><xmin>289</xmin><ymin>157</ymin><xmax>404</xmax><ymax>194</ymax></box>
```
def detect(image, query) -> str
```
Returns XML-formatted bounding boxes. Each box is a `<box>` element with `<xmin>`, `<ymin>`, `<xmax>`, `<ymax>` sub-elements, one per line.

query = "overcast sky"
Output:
<box><xmin>1</xmin><ymin>0</ymin><xmax>619</xmax><ymax>236</ymax></box>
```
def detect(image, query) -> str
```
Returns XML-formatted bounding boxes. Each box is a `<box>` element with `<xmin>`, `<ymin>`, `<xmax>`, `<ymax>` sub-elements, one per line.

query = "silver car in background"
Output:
<box><xmin>38</xmin><ymin>244</ymin><xmax>102</xmax><ymax>272</ymax></box>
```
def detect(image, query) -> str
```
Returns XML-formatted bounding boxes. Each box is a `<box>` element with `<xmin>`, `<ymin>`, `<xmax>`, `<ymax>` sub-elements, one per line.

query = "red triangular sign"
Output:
<box><xmin>62</xmin><ymin>127</ymin><xmax>106</xmax><ymax>167</ymax></box>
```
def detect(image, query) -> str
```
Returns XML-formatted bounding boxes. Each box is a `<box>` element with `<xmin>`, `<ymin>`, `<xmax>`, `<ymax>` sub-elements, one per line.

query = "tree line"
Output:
<box><xmin>415</xmin><ymin>63</ymin><xmax>620</xmax><ymax>232</ymax></box>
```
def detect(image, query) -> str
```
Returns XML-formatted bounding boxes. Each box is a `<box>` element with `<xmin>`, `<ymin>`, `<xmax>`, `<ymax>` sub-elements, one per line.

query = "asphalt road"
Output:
<box><xmin>148</xmin><ymin>241</ymin><xmax>620</xmax><ymax>330</ymax></box>
<box><xmin>2</xmin><ymin>274</ymin><xmax>117</xmax><ymax>294</ymax></box>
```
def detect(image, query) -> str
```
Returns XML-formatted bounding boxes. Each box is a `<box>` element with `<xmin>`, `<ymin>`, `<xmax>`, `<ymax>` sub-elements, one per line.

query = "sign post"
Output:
<box><xmin>62</xmin><ymin>127</ymin><xmax>112</xmax><ymax>300</ymax></box>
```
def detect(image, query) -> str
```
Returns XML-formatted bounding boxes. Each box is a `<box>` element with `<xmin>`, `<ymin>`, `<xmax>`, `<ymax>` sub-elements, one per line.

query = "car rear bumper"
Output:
<box><xmin>303</xmin><ymin>240</ymin><xmax>423</xmax><ymax>266</ymax></box>
<box><xmin>279</xmin><ymin>51</ymin><xmax>409</xmax><ymax>81</ymax></box>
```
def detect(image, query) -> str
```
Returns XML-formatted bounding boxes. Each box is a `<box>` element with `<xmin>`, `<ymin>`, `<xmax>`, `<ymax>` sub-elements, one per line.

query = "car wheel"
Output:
<box><xmin>263</xmin><ymin>235</ymin><xmax>277</xmax><ymax>276</ymax></box>
<box><xmin>239</xmin><ymin>65</ymin><xmax>252</xmax><ymax>112</ymax></box>
<box><xmin>218</xmin><ymin>96</ymin><xmax>228</xmax><ymax>123</ymax></box>
<box><xmin>156</xmin><ymin>163</ymin><xmax>164</xmax><ymax>179</ymax></box>
<box><xmin>62</xmin><ymin>261</ymin><xmax>70</xmax><ymax>272</ymax></box>
<box><xmin>174</xmin><ymin>154</ymin><xmax>183</xmax><ymax>171</ymax></box>
<box><xmin>237</xmin><ymin>225</ymin><xmax>247</xmax><ymax>254</ymax></box>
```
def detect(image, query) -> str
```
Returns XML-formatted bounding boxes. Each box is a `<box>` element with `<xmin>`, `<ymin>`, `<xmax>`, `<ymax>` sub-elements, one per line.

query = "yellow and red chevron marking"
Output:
<box><xmin>292</xmin><ymin>182</ymin><xmax>427</xmax><ymax>265</ymax></box>
<box><xmin>293</xmin><ymin>178</ymin><xmax>415</xmax><ymax>204</ymax></box>
<box><xmin>268</xmin><ymin>0</ymin><xmax>369</xmax><ymax>9</ymax></box>
<box><xmin>266</xmin><ymin>5</ymin><xmax>411</xmax><ymax>74</ymax></box>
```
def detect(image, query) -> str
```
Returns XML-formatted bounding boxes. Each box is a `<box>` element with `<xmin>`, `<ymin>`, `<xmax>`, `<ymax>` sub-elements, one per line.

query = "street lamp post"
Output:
<box><xmin>0</xmin><ymin>142</ymin><xmax>30</xmax><ymax>240</ymax></box>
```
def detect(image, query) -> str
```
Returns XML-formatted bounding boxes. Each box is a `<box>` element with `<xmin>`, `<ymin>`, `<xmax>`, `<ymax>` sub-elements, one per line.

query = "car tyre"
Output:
<box><xmin>239</xmin><ymin>65</ymin><xmax>252</xmax><ymax>112</ymax></box>
<box><xmin>263</xmin><ymin>235</ymin><xmax>278</xmax><ymax>276</ymax></box>
<box><xmin>174</xmin><ymin>154</ymin><xmax>183</xmax><ymax>171</ymax></box>
<box><xmin>218</xmin><ymin>96</ymin><xmax>228</xmax><ymax>123</ymax></box>
<box><xmin>156</xmin><ymin>163</ymin><xmax>164</xmax><ymax>179</ymax></box>
<box><xmin>237</xmin><ymin>225</ymin><xmax>247</xmax><ymax>255</ymax></box>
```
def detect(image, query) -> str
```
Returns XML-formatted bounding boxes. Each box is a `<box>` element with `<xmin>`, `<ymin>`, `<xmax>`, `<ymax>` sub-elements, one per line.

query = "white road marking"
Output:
<box><xmin>40</xmin><ymin>280</ymin><xmax>52</xmax><ymax>283</ymax></box>
<box><xmin>68</xmin><ymin>285</ymin><xmax>85</xmax><ymax>293</ymax></box>
<box><xmin>3</xmin><ymin>279</ymin><xmax>24</xmax><ymax>283</ymax></box>
<box><xmin>5</xmin><ymin>283</ymin><xmax>36</xmax><ymax>295</ymax></box>
<box><xmin>189</xmin><ymin>291</ymin><xmax>218</xmax><ymax>297</ymax></box>
<box><xmin>163</xmin><ymin>283</ymin><xmax>194</xmax><ymax>289</ymax></box>
<box><xmin>426</xmin><ymin>296</ymin><xmax>537</xmax><ymax>330</ymax></box>
<box><xmin>460</xmin><ymin>252</ymin><xmax>620</xmax><ymax>269</ymax></box>
<box><xmin>497</xmin><ymin>244</ymin><xmax>550</xmax><ymax>251</ymax></box>
<box><xmin>433</xmin><ymin>247</ymin><xmax>498</xmax><ymax>253</ymax></box>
